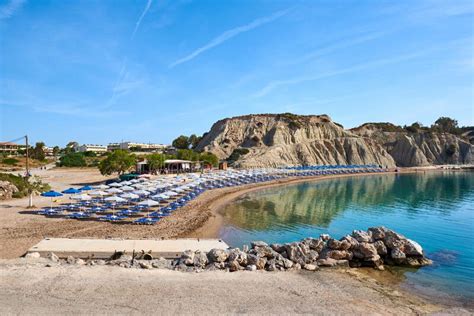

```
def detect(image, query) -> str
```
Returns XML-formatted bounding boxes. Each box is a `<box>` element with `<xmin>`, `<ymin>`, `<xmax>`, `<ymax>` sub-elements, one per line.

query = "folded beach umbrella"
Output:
<box><xmin>62</xmin><ymin>188</ymin><xmax>81</xmax><ymax>194</ymax></box>
<box><xmin>120</xmin><ymin>193</ymin><xmax>139</xmax><ymax>200</ymax></box>
<box><xmin>70</xmin><ymin>194</ymin><xmax>92</xmax><ymax>201</ymax></box>
<box><xmin>79</xmin><ymin>185</ymin><xmax>93</xmax><ymax>191</ymax></box>
<box><xmin>107</xmin><ymin>188</ymin><xmax>123</xmax><ymax>194</ymax></box>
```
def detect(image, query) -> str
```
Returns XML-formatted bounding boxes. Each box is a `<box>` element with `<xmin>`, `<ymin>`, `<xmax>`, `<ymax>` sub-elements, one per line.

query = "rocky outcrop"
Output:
<box><xmin>196</xmin><ymin>114</ymin><xmax>473</xmax><ymax>167</ymax></box>
<box><xmin>351</xmin><ymin>123</ymin><xmax>473</xmax><ymax>167</ymax></box>
<box><xmin>39</xmin><ymin>227</ymin><xmax>432</xmax><ymax>273</ymax></box>
<box><xmin>0</xmin><ymin>180</ymin><xmax>19</xmax><ymax>200</ymax></box>
<box><xmin>196</xmin><ymin>114</ymin><xmax>396</xmax><ymax>168</ymax></box>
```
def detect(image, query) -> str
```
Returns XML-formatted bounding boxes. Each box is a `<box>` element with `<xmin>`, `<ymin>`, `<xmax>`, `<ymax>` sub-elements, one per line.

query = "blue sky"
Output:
<box><xmin>1</xmin><ymin>0</ymin><xmax>473</xmax><ymax>146</ymax></box>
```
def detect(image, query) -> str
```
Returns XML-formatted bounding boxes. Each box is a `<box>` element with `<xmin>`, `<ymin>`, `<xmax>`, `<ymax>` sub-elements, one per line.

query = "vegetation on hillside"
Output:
<box><xmin>0</xmin><ymin>173</ymin><xmax>50</xmax><ymax>198</ymax></box>
<box><xmin>226</xmin><ymin>148</ymin><xmax>250</xmax><ymax>165</ymax></box>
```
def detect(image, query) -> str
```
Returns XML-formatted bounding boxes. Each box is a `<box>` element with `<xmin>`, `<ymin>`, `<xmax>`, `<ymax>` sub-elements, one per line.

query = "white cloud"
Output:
<box><xmin>169</xmin><ymin>8</ymin><xmax>290</xmax><ymax>68</ymax></box>
<box><xmin>131</xmin><ymin>0</ymin><xmax>153</xmax><ymax>39</ymax></box>
<box><xmin>0</xmin><ymin>0</ymin><xmax>26</xmax><ymax>19</ymax></box>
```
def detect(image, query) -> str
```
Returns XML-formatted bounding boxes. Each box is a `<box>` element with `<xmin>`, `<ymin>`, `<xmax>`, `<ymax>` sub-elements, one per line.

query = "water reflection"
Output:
<box><xmin>223</xmin><ymin>172</ymin><xmax>474</xmax><ymax>231</ymax></box>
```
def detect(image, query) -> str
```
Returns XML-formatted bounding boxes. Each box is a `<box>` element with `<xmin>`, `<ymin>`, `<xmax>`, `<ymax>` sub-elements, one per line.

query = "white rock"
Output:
<box><xmin>25</xmin><ymin>252</ymin><xmax>41</xmax><ymax>259</ymax></box>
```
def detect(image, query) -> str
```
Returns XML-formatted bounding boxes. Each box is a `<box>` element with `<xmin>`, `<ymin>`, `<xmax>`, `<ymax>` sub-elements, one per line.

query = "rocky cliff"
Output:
<box><xmin>196</xmin><ymin>114</ymin><xmax>474</xmax><ymax>168</ymax></box>
<box><xmin>351</xmin><ymin>123</ymin><xmax>473</xmax><ymax>167</ymax></box>
<box><xmin>195</xmin><ymin>114</ymin><xmax>396</xmax><ymax>168</ymax></box>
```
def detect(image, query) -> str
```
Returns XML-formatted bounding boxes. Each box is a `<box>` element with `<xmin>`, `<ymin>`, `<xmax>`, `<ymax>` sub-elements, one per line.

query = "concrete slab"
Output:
<box><xmin>27</xmin><ymin>238</ymin><xmax>229</xmax><ymax>259</ymax></box>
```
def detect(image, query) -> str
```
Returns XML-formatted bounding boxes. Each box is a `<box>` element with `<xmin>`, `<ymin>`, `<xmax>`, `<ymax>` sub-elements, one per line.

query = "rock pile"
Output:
<box><xmin>0</xmin><ymin>180</ymin><xmax>19</xmax><ymax>200</ymax></box>
<box><xmin>36</xmin><ymin>227</ymin><xmax>432</xmax><ymax>272</ymax></box>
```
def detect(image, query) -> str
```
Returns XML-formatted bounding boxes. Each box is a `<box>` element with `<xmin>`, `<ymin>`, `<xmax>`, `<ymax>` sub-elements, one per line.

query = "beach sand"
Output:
<box><xmin>0</xmin><ymin>167</ymin><xmax>471</xmax><ymax>314</ymax></box>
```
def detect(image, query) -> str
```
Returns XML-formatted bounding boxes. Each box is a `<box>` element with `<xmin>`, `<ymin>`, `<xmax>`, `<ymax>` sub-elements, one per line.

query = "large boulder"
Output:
<box><xmin>373</xmin><ymin>240</ymin><xmax>388</xmax><ymax>256</ymax></box>
<box><xmin>228</xmin><ymin>248</ymin><xmax>248</xmax><ymax>266</ymax></box>
<box><xmin>181</xmin><ymin>249</ymin><xmax>195</xmax><ymax>266</ymax></box>
<box><xmin>368</xmin><ymin>227</ymin><xmax>387</xmax><ymax>240</ymax></box>
<box><xmin>302</xmin><ymin>238</ymin><xmax>325</xmax><ymax>252</ymax></box>
<box><xmin>404</xmin><ymin>239</ymin><xmax>424</xmax><ymax>256</ymax></box>
<box><xmin>390</xmin><ymin>248</ymin><xmax>406</xmax><ymax>264</ymax></box>
<box><xmin>193</xmin><ymin>251</ymin><xmax>208</xmax><ymax>268</ymax></box>
<box><xmin>340</xmin><ymin>235</ymin><xmax>359</xmax><ymax>249</ymax></box>
<box><xmin>383</xmin><ymin>230</ymin><xmax>406</xmax><ymax>249</ymax></box>
<box><xmin>354</xmin><ymin>242</ymin><xmax>378</xmax><ymax>260</ymax></box>
<box><xmin>207</xmin><ymin>249</ymin><xmax>228</xmax><ymax>263</ymax></box>
<box><xmin>284</xmin><ymin>242</ymin><xmax>311</xmax><ymax>265</ymax></box>
<box><xmin>351</xmin><ymin>230</ymin><xmax>372</xmax><ymax>243</ymax></box>
<box><xmin>247</xmin><ymin>254</ymin><xmax>267</xmax><ymax>270</ymax></box>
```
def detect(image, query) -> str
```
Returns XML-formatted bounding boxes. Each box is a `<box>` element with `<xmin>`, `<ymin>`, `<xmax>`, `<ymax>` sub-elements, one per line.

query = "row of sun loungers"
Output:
<box><xmin>35</xmin><ymin>165</ymin><xmax>388</xmax><ymax>225</ymax></box>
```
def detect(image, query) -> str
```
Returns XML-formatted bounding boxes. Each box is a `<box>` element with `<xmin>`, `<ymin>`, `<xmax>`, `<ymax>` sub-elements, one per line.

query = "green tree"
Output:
<box><xmin>30</xmin><ymin>142</ymin><xmax>46</xmax><ymax>161</ymax></box>
<box><xmin>64</xmin><ymin>141</ymin><xmax>78</xmax><ymax>154</ymax></box>
<box><xmin>188</xmin><ymin>134</ymin><xmax>202</xmax><ymax>149</ymax></box>
<box><xmin>52</xmin><ymin>146</ymin><xmax>60</xmax><ymax>158</ymax></box>
<box><xmin>177</xmin><ymin>149</ymin><xmax>199</xmax><ymax>161</ymax></box>
<box><xmin>432</xmin><ymin>117</ymin><xmax>459</xmax><ymax>134</ymax></box>
<box><xmin>98</xmin><ymin>150</ymin><xmax>136</xmax><ymax>175</ymax></box>
<box><xmin>147</xmin><ymin>153</ymin><xmax>166</xmax><ymax>174</ymax></box>
<box><xmin>59</xmin><ymin>152</ymin><xmax>87</xmax><ymax>167</ymax></box>
<box><xmin>172</xmin><ymin>135</ymin><xmax>190</xmax><ymax>149</ymax></box>
<box><xmin>199</xmin><ymin>152</ymin><xmax>219</xmax><ymax>167</ymax></box>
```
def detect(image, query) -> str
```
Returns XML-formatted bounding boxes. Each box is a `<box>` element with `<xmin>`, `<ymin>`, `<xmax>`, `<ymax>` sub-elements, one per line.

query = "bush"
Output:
<box><xmin>226</xmin><ymin>148</ymin><xmax>249</xmax><ymax>164</ymax></box>
<box><xmin>59</xmin><ymin>153</ymin><xmax>87</xmax><ymax>167</ymax></box>
<box><xmin>2</xmin><ymin>158</ymin><xmax>19</xmax><ymax>165</ymax></box>
<box><xmin>0</xmin><ymin>173</ymin><xmax>50</xmax><ymax>198</ymax></box>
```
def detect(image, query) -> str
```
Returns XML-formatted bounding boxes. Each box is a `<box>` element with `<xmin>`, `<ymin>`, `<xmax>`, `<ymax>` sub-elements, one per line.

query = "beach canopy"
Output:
<box><xmin>94</xmin><ymin>184</ymin><xmax>109</xmax><ymax>190</ymax></box>
<box><xmin>70</xmin><ymin>194</ymin><xmax>92</xmax><ymax>201</ymax></box>
<box><xmin>104</xmin><ymin>196</ymin><xmax>127</xmax><ymax>203</ymax></box>
<box><xmin>41</xmin><ymin>190</ymin><xmax>63</xmax><ymax>197</ymax></box>
<box><xmin>133</xmin><ymin>190</ymin><xmax>151</xmax><ymax>196</ymax></box>
<box><xmin>107</xmin><ymin>188</ymin><xmax>123</xmax><ymax>194</ymax></box>
<box><xmin>79</xmin><ymin>185</ymin><xmax>93</xmax><ymax>191</ymax></box>
<box><xmin>138</xmin><ymin>199</ymin><xmax>159</xmax><ymax>207</ymax></box>
<box><xmin>62</xmin><ymin>188</ymin><xmax>81</xmax><ymax>194</ymax></box>
<box><xmin>89</xmin><ymin>190</ymin><xmax>109</xmax><ymax>197</ymax></box>
<box><xmin>120</xmin><ymin>193</ymin><xmax>139</xmax><ymax>199</ymax></box>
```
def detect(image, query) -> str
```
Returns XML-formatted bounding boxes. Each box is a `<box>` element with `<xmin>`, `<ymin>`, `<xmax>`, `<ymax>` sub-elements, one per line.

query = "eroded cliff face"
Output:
<box><xmin>351</xmin><ymin>124</ymin><xmax>473</xmax><ymax>167</ymax></box>
<box><xmin>196</xmin><ymin>114</ymin><xmax>396</xmax><ymax>168</ymax></box>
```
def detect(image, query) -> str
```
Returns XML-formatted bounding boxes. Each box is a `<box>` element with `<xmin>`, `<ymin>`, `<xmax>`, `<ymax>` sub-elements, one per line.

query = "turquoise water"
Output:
<box><xmin>220</xmin><ymin>172</ymin><xmax>474</xmax><ymax>303</ymax></box>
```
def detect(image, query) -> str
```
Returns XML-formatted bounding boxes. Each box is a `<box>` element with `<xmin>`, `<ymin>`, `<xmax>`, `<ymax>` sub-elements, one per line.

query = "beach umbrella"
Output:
<box><xmin>121</xmin><ymin>185</ymin><xmax>134</xmax><ymax>191</ymax></box>
<box><xmin>70</xmin><ymin>194</ymin><xmax>92</xmax><ymax>201</ymax></box>
<box><xmin>89</xmin><ymin>190</ymin><xmax>110</xmax><ymax>197</ymax></box>
<box><xmin>133</xmin><ymin>190</ymin><xmax>151</xmax><ymax>196</ymax></box>
<box><xmin>79</xmin><ymin>185</ymin><xmax>93</xmax><ymax>191</ymax></box>
<box><xmin>151</xmin><ymin>193</ymin><xmax>169</xmax><ymax>200</ymax></box>
<box><xmin>41</xmin><ymin>190</ymin><xmax>63</xmax><ymax>210</ymax></box>
<box><xmin>104</xmin><ymin>196</ymin><xmax>126</xmax><ymax>203</ymax></box>
<box><xmin>94</xmin><ymin>184</ymin><xmax>109</xmax><ymax>190</ymax></box>
<box><xmin>108</xmin><ymin>182</ymin><xmax>122</xmax><ymax>187</ymax></box>
<box><xmin>120</xmin><ymin>193</ymin><xmax>139</xmax><ymax>200</ymax></box>
<box><xmin>62</xmin><ymin>188</ymin><xmax>81</xmax><ymax>194</ymax></box>
<box><xmin>164</xmin><ymin>191</ymin><xmax>179</xmax><ymax>197</ymax></box>
<box><xmin>107</xmin><ymin>188</ymin><xmax>123</xmax><ymax>194</ymax></box>
<box><xmin>138</xmin><ymin>199</ymin><xmax>159</xmax><ymax>207</ymax></box>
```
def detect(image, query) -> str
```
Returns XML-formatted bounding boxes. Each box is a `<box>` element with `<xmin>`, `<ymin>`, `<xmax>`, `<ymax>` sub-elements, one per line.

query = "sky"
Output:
<box><xmin>0</xmin><ymin>0</ymin><xmax>473</xmax><ymax>147</ymax></box>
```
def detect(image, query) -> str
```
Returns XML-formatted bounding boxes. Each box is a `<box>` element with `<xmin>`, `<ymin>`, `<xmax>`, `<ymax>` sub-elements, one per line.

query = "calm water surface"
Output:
<box><xmin>220</xmin><ymin>172</ymin><xmax>474</xmax><ymax>303</ymax></box>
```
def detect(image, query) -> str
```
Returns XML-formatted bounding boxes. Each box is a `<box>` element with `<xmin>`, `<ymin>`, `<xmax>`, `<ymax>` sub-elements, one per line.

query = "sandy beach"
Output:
<box><xmin>0</xmin><ymin>167</ymin><xmax>472</xmax><ymax>314</ymax></box>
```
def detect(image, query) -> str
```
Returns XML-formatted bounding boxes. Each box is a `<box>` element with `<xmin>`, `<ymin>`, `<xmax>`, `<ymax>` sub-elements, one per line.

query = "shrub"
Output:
<box><xmin>2</xmin><ymin>158</ymin><xmax>19</xmax><ymax>165</ymax></box>
<box><xmin>59</xmin><ymin>152</ymin><xmax>87</xmax><ymax>167</ymax></box>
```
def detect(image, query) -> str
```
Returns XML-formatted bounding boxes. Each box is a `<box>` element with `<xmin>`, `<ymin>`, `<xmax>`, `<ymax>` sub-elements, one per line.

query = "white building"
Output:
<box><xmin>76</xmin><ymin>144</ymin><xmax>107</xmax><ymax>153</ymax></box>
<box><xmin>108</xmin><ymin>142</ymin><xmax>167</xmax><ymax>152</ymax></box>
